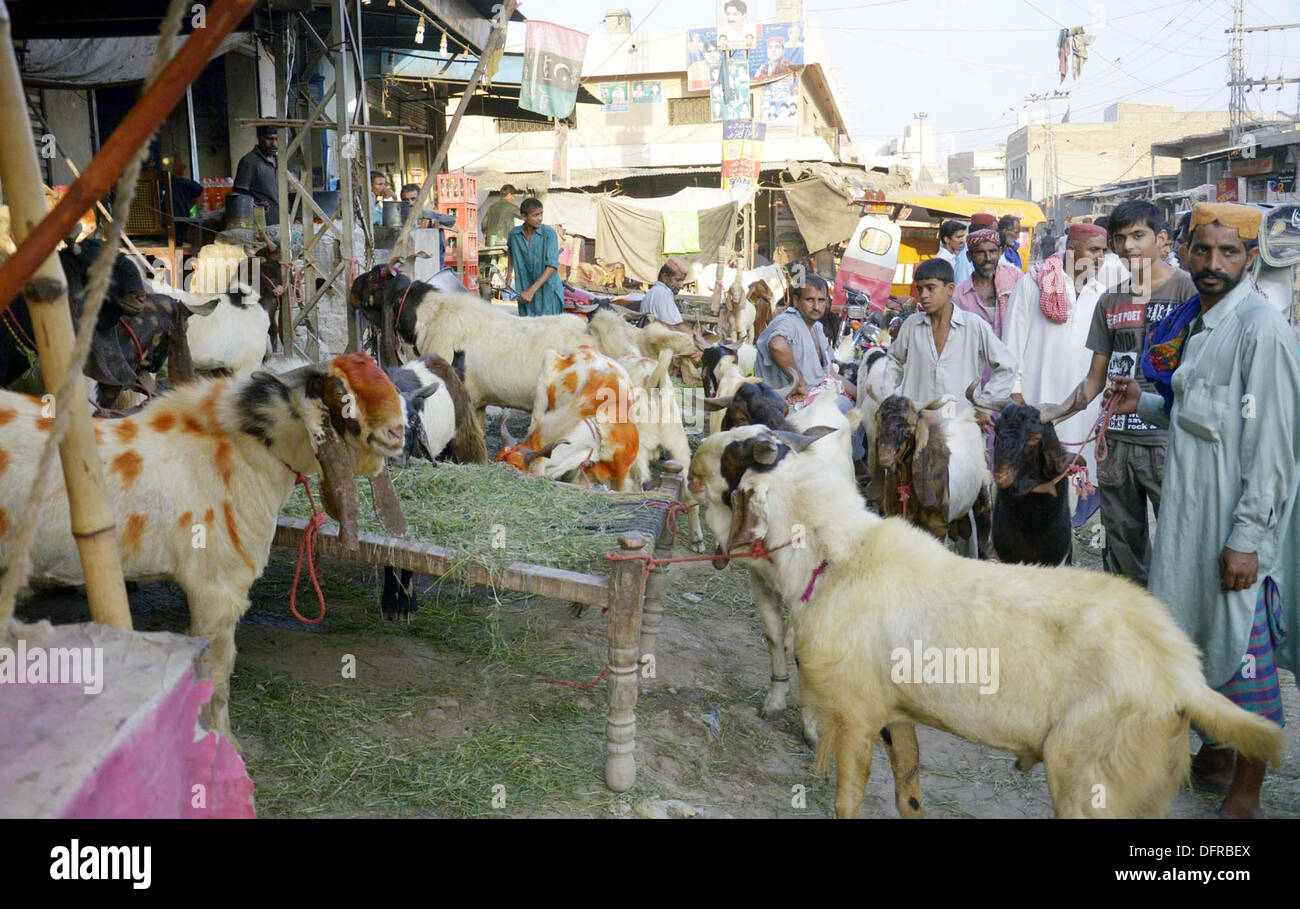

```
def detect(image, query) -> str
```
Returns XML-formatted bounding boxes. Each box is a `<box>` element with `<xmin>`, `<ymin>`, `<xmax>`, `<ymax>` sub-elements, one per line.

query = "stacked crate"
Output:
<box><xmin>437</xmin><ymin>173</ymin><xmax>479</xmax><ymax>290</ymax></box>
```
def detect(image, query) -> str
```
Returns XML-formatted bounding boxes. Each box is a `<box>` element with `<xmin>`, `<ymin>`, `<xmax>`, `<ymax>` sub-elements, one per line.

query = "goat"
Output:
<box><xmin>968</xmin><ymin>384</ymin><xmax>1075</xmax><ymax>566</ymax></box>
<box><xmin>703</xmin><ymin>379</ymin><xmax>793</xmax><ymax>433</ymax></box>
<box><xmin>161</xmin><ymin>264</ymin><xmax>270</xmax><ymax>378</ymax></box>
<box><xmin>685</xmin><ymin>423</ymin><xmax>924</xmax><ymax>818</ymax></box>
<box><xmin>709</xmin><ymin>428</ymin><xmax>1284</xmax><ymax>817</ymax></box>
<box><xmin>0</xmin><ymin>353</ymin><xmax>406</xmax><ymax>742</ymax></box>
<box><xmin>865</xmin><ymin>392</ymin><xmax>992</xmax><ymax>558</ymax></box>
<box><xmin>497</xmin><ymin>347</ymin><xmax>640</xmax><ymax>491</ymax></box>
<box><xmin>855</xmin><ymin>349</ymin><xmax>889</xmax><ymax>478</ymax></box>
<box><xmin>721</xmin><ymin>280</ymin><xmax>774</xmax><ymax>343</ymax></box>
<box><xmin>700</xmin><ymin>343</ymin><xmax>763</xmax><ymax>435</ymax></box>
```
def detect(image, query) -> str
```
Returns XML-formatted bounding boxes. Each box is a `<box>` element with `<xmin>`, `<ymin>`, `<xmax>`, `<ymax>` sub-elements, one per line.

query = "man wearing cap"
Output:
<box><xmin>752</xmin><ymin>36</ymin><xmax>795</xmax><ymax>81</ymax></box>
<box><xmin>1003</xmin><ymin>222</ymin><xmax>1112</xmax><ymax>522</ymax></box>
<box><xmin>1108</xmin><ymin>202</ymin><xmax>1298</xmax><ymax>818</ymax></box>
<box><xmin>232</xmin><ymin>125</ymin><xmax>280</xmax><ymax>222</ymax></box>
<box><xmin>951</xmin><ymin>227</ymin><xmax>1022</xmax><ymax>339</ymax></box>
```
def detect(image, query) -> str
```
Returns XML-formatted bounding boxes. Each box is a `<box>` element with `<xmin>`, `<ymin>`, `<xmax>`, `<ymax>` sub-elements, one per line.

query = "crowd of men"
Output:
<box><xmin>639</xmin><ymin>200</ymin><xmax>1296</xmax><ymax>819</ymax></box>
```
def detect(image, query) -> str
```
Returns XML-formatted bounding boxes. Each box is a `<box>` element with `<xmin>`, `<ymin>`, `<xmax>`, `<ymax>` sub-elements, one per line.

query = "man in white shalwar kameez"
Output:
<box><xmin>1003</xmin><ymin>223</ymin><xmax>1113</xmax><ymax>521</ymax></box>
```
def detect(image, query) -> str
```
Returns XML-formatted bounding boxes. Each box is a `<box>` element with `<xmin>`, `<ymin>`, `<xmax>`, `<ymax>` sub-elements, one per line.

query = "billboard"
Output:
<box><xmin>748</xmin><ymin>21</ymin><xmax>804</xmax><ymax>85</ymax></box>
<box><xmin>721</xmin><ymin>120</ymin><xmax>766</xmax><ymax>191</ymax></box>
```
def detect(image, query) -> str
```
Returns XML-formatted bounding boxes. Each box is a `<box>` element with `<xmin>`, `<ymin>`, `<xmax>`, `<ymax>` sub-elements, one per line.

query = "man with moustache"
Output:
<box><xmin>1108</xmin><ymin>202</ymin><xmax>1298</xmax><ymax>819</ymax></box>
<box><xmin>952</xmin><ymin>227</ymin><xmax>1023</xmax><ymax>339</ymax></box>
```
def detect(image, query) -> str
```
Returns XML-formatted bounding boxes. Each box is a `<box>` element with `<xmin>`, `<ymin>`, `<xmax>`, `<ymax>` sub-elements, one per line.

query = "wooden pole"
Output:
<box><xmin>0</xmin><ymin>1</ymin><xmax>132</xmax><ymax>629</ymax></box>
<box><xmin>638</xmin><ymin>461</ymin><xmax>683</xmax><ymax>659</ymax></box>
<box><xmin>606</xmin><ymin>533</ymin><xmax>648</xmax><ymax>792</ymax></box>
<box><xmin>0</xmin><ymin>0</ymin><xmax>258</xmax><ymax>310</ymax></box>
<box><xmin>388</xmin><ymin>0</ymin><xmax>515</xmax><ymax>264</ymax></box>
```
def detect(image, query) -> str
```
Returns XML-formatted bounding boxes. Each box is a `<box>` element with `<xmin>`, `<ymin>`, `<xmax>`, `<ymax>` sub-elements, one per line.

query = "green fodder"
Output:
<box><xmin>281</xmin><ymin>461</ymin><xmax>672</xmax><ymax>576</ymax></box>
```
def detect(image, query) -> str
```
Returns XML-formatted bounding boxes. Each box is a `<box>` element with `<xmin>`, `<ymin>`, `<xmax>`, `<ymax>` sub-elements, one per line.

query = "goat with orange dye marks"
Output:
<box><xmin>497</xmin><ymin>347</ymin><xmax>642</xmax><ymax>492</ymax></box>
<box><xmin>0</xmin><ymin>355</ymin><xmax>406</xmax><ymax>743</ymax></box>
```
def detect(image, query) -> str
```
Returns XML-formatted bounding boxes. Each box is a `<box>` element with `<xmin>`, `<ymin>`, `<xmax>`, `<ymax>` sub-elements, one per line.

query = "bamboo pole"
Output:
<box><xmin>0</xmin><ymin>1</ymin><xmax>131</xmax><ymax>629</ymax></box>
<box><xmin>0</xmin><ymin>0</ymin><xmax>258</xmax><ymax>310</ymax></box>
<box><xmin>388</xmin><ymin>0</ymin><xmax>516</xmax><ymax>264</ymax></box>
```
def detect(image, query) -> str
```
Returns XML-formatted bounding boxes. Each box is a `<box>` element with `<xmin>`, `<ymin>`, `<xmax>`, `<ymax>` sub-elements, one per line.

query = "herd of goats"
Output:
<box><xmin>0</xmin><ymin>241</ymin><xmax>1283</xmax><ymax>817</ymax></box>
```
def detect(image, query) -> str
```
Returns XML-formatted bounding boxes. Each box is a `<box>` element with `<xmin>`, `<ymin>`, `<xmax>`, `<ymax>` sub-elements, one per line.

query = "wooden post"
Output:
<box><xmin>606</xmin><ymin>533</ymin><xmax>648</xmax><ymax>792</ymax></box>
<box><xmin>0</xmin><ymin>1</ymin><xmax>132</xmax><ymax>629</ymax></box>
<box><xmin>638</xmin><ymin>461</ymin><xmax>682</xmax><ymax>660</ymax></box>
<box><xmin>709</xmin><ymin>242</ymin><xmax>728</xmax><ymax>320</ymax></box>
<box><xmin>389</xmin><ymin>0</ymin><xmax>515</xmax><ymax>264</ymax></box>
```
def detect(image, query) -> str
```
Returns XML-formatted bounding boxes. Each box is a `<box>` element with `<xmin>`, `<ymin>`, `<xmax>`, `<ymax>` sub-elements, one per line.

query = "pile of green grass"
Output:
<box><xmin>281</xmin><ymin>461</ymin><xmax>670</xmax><ymax>576</ymax></box>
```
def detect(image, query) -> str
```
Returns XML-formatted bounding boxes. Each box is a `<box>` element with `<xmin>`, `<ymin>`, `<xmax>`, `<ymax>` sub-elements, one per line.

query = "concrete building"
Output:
<box><xmin>1005</xmin><ymin>102</ymin><xmax>1232</xmax><ymax>222</ymax></box>
<box><xmin>1151</xmin><ymin>125</ymin><xmax>1299</xmax><ymax>205</ymax></box>
<box><xmin>878</xmin><ymin>118</ymin><xmax>942</xmax><ymax>184</ymax></box>
<box><xmin>948</xmin><ymin>146</ymin><xmax>1006</xmax><ymax>197</ymax></box>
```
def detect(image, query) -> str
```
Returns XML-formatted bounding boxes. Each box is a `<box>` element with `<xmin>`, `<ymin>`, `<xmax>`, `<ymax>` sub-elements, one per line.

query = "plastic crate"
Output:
<box><xmin>437</xmin><ymin>201</ymin><xmax>479</xmax><ymax>235</ymax></box>
<box><xmin>444</xmin><ymin>232</ymin><xmax>479</xmax><ymax>266</ymax></box>
<box><xmin>437</xmin><ymin>173</ymin><xmax>478</xmax><ymax>205</ymax></box>
<box><xmin>461</xmin><ymin>262</ymin><xmax>479</xmax><ymax>291</ymax></box>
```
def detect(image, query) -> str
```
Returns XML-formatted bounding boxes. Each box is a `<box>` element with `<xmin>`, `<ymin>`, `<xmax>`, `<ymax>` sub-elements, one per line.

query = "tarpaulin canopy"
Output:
<box><xmin>780</xmin><ymin>162</ymin><xmax>905</xmax><ymax>254</ymax></box>
<box><xmin>19</xmin><ymin>33</ymin><xmax>253</xmax><ymax>88</ymax></box>
<box><xmin>594</xmin><ymin>187</ymin><xmax>749</xmax><ymax>285</ymax></box>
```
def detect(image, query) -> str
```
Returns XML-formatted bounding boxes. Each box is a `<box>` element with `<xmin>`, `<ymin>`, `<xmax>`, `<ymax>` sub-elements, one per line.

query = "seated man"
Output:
<box><xmin>756</xmin><ymin>274</ymin><xmax>855</xmax><ymax>403</ymax></box>
<box><xmin>639</xmin><ymin>257</ymin><xmax>692</xmax><ymax>334</ymax></box>
<box><xmin>885</xmin><ymin>257</ymin><xmax>1016</xmax><ymax>418</ymax></box>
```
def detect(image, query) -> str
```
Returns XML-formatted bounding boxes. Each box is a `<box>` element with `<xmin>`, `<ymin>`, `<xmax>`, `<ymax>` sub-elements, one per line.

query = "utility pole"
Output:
<box><xmin>913</xmin><ymin>111</ymin><xmax>928</xmax><ymax>183</ymax></box>
<box><xmin>1225</xmin><ymin>15</ymin><xmax>1300</xmax><ymax>140</ymax></box>
<box><xmin>1026</xmin><ymin>91</ymin><xmax>1069</xmax><ymax>225</ymax></box>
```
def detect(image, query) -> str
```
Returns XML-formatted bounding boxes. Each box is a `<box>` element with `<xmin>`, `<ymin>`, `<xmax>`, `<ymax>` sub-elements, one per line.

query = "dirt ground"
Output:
<box><xmin>18</xmin><ymin>507</ymin><xmax>1300</xmax><ymax>819</ymax></box>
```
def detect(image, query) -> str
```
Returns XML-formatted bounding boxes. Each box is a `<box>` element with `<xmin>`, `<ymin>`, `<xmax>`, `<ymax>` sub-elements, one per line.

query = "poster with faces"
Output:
<box><xmin>717</xmin><ymin>0</ymin><xmax>758</xmax><ymax>50</ymax></box>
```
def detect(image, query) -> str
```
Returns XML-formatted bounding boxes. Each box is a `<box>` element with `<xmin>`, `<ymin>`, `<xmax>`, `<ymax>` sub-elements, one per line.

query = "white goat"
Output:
<box><xmin>0</xmin><ymin>354</ymin><xmax>406</xmax><ymax>741</ymax></box>
<box><xmin>712</xmin><ymin>429</ymin><xmax>1284</xmax><ymax>818</ymax></box>
<box><xmin>152</xmin><ymin>278</ymin><xmax>269</xmax><ymax>377</ymax></box>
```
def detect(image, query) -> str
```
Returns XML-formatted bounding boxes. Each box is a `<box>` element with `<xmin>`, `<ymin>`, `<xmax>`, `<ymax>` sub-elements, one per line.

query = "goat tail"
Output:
<box><xmin>1183</xmin><ymin>686</ymin><xmax>1284</xmax><ymax>766</ymax></box>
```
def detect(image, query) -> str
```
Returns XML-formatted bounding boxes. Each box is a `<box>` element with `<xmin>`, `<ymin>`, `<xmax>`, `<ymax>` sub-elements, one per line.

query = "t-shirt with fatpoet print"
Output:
<box><xmin>1085</xmin><ymin>269</ymin><xmax>1197</xmax><ymax>445</ymax></box>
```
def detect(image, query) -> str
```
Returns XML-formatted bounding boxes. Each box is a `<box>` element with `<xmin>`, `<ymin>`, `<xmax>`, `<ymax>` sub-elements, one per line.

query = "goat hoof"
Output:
<box><xmin>689</xmin><ymin>537</ymin><xmax>707</xmax><ymax>554</ymax></box>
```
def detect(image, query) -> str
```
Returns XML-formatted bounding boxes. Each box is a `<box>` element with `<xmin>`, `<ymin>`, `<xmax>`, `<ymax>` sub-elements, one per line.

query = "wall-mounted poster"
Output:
<box><xmin>631</xmin><ymin>81</ymin><xmax>663</xmax><ymax>104</ymax></box>
<box><xmin>710</xmin><ymin>57</ymin><xmax>751</xmax><ymax>122</ymax></box>
<box><xmin>598</xmin><ymin>82</ymin><xmax>629</xmax><ymax>112</ymax></box>
<box><xmin>748</xmin><ymin>21</ymin><xmax>804</xmax><ymax>85</ymax></box>
<box><xmin>686</xmin><ymin>27</ymin><xmax>719</xmax><ymax>92</ymax></box>
<box><xmin>717</xmin><ymin>0</ymin><xmax>758</xmax><ymax>50</ymax></box>
<box><xmin>760</xmin><ymin>75</ymin><xmax>797</xmax><ymax>130</ymax></box>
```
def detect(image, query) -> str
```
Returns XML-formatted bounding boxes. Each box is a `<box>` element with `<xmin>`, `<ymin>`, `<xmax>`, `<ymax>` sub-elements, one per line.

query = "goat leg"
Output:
<box><xmin>754</xmin><ymin>581</ymin><xmax>790</xmax><ymax>721</ymax></box>
<box><xmin>882</xmin><ymin>722</ymin><xmax>923</xmax><ymax>818</ymax></box>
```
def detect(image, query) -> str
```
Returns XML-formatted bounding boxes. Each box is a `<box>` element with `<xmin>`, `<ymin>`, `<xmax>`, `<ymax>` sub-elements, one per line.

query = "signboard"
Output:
<box><xmin>686</xmin><ymin>28</ymin><xmax>719</xmax><ymax>92</ymax></box>
<box><xmin>748</xmin><ymin>21</ymin><xmax>804</xmax><ymax>85</ymax></box>
<box><xmin>598</xmin><ymin>82</ymin><xmax>629</xmax><ymax>112</ymax></box>
<box><xmin>1230</xmin><ymin>156</ymin><xmax>1274</xmax><ymax>178</ymax></box>
<box><xmin>520</xmin><ymin>21</ymin><xmax>589</xmax><ymax>119</ymax></box>
<box><xmin>631</xmin><ymin>80</ymin><xmax>663</xmax><ymax>104</ymax></box>
<box><xmin>721</xmin><ymin>120</ymin><xmax>765</xmax><ymax>191</ymax></box>
<box><xmin>1215</xmin><ymin>177</ymin><xmax>1242</xmax><ymax>203</ymax></box>
<box><xmin>710</xmin><ymin>56</ymin><xmax>751</xmax><ymax>122</ymax></box>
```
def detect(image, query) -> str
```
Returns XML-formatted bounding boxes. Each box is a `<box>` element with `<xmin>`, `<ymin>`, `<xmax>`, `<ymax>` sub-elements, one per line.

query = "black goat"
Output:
<box><xmin>990</xmin><ymin>403</ymin><xmax>1075</xmax><ymax>566</ymax></box>
<box><xmin>703</xmin><ymin>379</ymin><xmax>790</xmax><ymax>431</ymax></box>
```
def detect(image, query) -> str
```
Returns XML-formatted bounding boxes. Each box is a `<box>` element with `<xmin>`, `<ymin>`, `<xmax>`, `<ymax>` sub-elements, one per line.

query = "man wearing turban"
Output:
<box><xmin>1109</xmin><ymin>202</ymin><xmax>1297</xmax><ymax>818</ymax></box>
<box><xmin>1003</xmin><ymin>222</ymin><xmax>1113</xmax><ymax>523</ymax></box>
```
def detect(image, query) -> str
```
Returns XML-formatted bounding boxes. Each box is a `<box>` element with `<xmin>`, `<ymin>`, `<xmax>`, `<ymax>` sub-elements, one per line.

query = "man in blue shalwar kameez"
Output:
<box><xmin>1109</xmin><ymin>202</ymin><xmax>1298</xmax><ymax>818</ymax></box>
<box><xmin>506</xmin><ymin>198</ymin><xmax>565</xmax><ymax>317</ymax></box>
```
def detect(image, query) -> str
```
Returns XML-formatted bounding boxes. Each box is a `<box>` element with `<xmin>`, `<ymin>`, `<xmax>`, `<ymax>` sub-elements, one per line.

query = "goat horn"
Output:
<box><xmin>920</xmin><ymin>394</ymin><xmax>951</xmax><ymax>411</ymax></box>
<box><xmin>965</xmin><ymin>381</ymin><xmax>1004</xmax><ymax>414</ymax></box>
<box><xmin>1036</xmin><ymin>382</ymin><xmax>1090</xmax><ymax>424</ymax></box>
<box><xmin>863</xmin><ymin>382</ymin><xmax>883</xmax><ymax>404</ymax></box>
<box><xmin>499</xmin><ymin>417</ymin><xmax>518</xmax><ymax>449</ymax></box>
<box><xmin>774</xmin><ymin>378</ymin><xmax>798</xmax><ymax>400</ymax></box>
<box><xmin>702</xmin><ymin>395</ymin><xmax>733</xmax><ymax>412</ymax></box>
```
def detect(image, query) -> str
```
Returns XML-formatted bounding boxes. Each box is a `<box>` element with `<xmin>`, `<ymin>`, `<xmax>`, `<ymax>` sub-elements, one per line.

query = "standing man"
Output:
<box><xmin>999</xmin><ymin>215</ymin><xmax>1023</xmax><ymax>269</ymax></box>
<box><xmin>952</xmin><ymin>228</ymin><xmax>1022</xmax><ymax>339</ymax></box>
<box><xmin>483</xmin><ymin>184</ymin><xmax>521</xmax><ymax>248</ymax></box>
<box><xmin>640</xmin><ymin>258</ymin><xmax>693</xmax><ymax>334</ymax></box>
<box><xmin>1003</xmin><ymin>222</ymin><xmax>1112</xmax><ymax>523</ymax></box>
<box><xmin>506</xmin><ymin>197</ymin><xmax>564</xmax><ymax>317</ymax></box>
<box><xmin>399</xmin><ymin>183</ymin><xmax>459</xmax><ymax>269</ymax></box>
<box><xmin>1107</xmin><ymin>202</ymin><xmax>1297</xmax><ymax>818</ymax></box>
<box><xmin>232</xmin><ymin>125</ymin><xmax>280</xmax><ymax>222</ymax></box>
<box><xmin>885</xmin><ymin>257</ymin><xmax>1016</xmax><ymax>411</ymax></box>
<box><xmin>935</xmin><ymin>219</ymin><xmax>972</xmax><ymax>286</ymax></box>
<box><xmin>1048</xmin><ymin>200</ymin><xmax>1196</xmax><ymax>584</ymax></box>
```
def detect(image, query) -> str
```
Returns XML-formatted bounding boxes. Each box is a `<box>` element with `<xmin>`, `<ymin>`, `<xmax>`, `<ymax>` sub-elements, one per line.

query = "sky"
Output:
<box><xmin>506</xmin><ymin>0</ymin><xmax>1300</xmax><ymax>159</ymax></box>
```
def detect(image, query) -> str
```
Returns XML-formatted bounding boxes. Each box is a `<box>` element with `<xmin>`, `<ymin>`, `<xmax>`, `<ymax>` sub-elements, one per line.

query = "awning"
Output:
<box><xmin>890</xmin><ymin>193</ymin><xmax>1046</xmax><ymax>225</ymax></box>
<box><xmin>20</xmin><ymin>32</ymin><xmax>252</xmax><ymax>88</ymax></box>
<box><xmin>595</xmin><ymin>189</ymin><xmax>742</xmax><ymax>285</ymax></box>
<box><xmin>780</xmin><ymin>162</ymin><xmax>907</xmax><ymax>254</ymax></box>
<box><xmin>374</xmin><ymin>51</ymin><xmax>600</xmax><ymax>106</ymax></box>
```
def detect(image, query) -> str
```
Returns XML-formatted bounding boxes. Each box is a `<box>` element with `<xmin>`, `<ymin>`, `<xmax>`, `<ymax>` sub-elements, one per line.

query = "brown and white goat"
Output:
<box><xmin>0</xmin><ymin>353</ymin><xmax>406</xmax><ymax>741</ymax></box>
<box><xmin>865</xmin><ymin>392</ymin><xmax>992</xmax><ymax>558</ymax></box>
<box><xmin>711</xmin><ymin>429</ymin><xmax>1283</xmax><ymax>817</ymax></box>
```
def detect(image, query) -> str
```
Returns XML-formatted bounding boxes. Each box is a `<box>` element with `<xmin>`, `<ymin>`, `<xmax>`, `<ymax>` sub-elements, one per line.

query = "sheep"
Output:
<box><xmin>864</xmin><ymin>392</ymin><xmax>992</xmax><ymax>558</ymax></box>
<box><xmin>685</xmin><ymin>421</ymin><xmax>924</xmax><ymax>819</ymax></box>
<box><xmin>0</xmin><ymin>353</ymin><xmax>407</xmax><ymax>741</ymax></box>
<box><xmin>706</xmin><ymin>428</ymin><xmax>1284</xmax><ymax>817</ymax></box>
<box><xmin>968</xmin><ymin>385</ymin><xmax>1076</xmax><ymax>566</ymax></box>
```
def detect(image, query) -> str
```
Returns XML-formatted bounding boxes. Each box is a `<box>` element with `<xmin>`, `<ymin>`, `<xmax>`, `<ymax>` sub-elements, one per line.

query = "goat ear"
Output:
<box><xmin>753</xmin><ymin>439</ymin><xmax>782</xmax><ymax>465</ymax></box>
<box><xmin>1043</xmin><ymin>431</ymin><xmax>1074</xmax><ymax>479</ymax></box>
<box><xmin>411</xmin><ymin>380</ymin><xmax>441</xmax><ymax>403</ymax></box>
<box><xmin>521</xmin><ymin>440</ymin><xmax>561</xmax><ymax>465</ymax></box>
<box><xmin>368</xmin><ymin>465</ymin><xmax>408</xmax><ymax>537</ymax></box>
<box><xmin>865</xmin><ymin>471</ymin><xmax>885</xmax><ymax>501</ymax></box>
<box><xmin>726</xmin><ymin>487</ymin><xmax>767</xmax><ymax>553</ymax></box>
<box><xmin>316</xmin><ymin>432</ymin><xmax>360</xmax><ymax>550</ymax></box>
<box><xmin>912</xmin><ymin>413</ymin><xmax>948</xmax><ymax>510</ymax></box>
<box><xmin>451</xmin><ymin>350</ymin><xmax>467</xmax><ymax>380</ymax></box>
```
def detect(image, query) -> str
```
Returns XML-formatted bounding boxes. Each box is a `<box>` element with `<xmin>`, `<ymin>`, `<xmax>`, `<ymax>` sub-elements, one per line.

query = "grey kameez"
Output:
<box><xmin>1136</xmin><ymin>280</ymin><xmax>1300</xmax><ymax>686</ymax></box>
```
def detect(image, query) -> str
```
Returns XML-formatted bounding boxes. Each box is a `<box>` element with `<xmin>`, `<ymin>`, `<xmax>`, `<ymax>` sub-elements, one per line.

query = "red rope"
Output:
<box><xmin>605</xmin><ymin>538</ymin><xmax>794</xmax><ymax>586</ymax></box>
<box><xmin>1047</xmin><ymin>394</ymin><xmax>1121</xmax><ymax>489</ymax></box>
<box><xmin>639</xmin><ymin>499</ymin><xmax>694</xmax><ymax>538</ymax></box>
<box><xmin>289</xmin><ymin>474</ymin><xmax>328</xmax><ymax>625</ymax></box>
<box><xmin>118</xmin><ymin>316</ymin><xmax>145</xmax><ymax>371</ymax></box>
<box><xmin>5</xmin><ymin>307</ymin><xmax>36</xmax><ymax>352</ymax></box>
<box><xmin>539</xmin><ymin>665</ymin><xmax>610</xmax><ymax>690</ymax></box>
<box><xmin>897</xmin><ymin>483</ymin><xmax>912</xmax><ymax>520</ymax></box>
